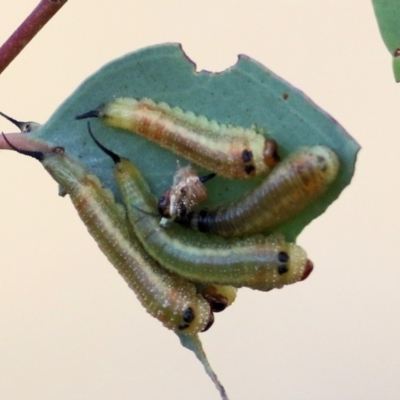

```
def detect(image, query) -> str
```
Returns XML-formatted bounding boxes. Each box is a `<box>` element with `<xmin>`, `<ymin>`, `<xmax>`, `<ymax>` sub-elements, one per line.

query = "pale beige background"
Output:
<box><xmin>0</xmin><ymin>1</ymin><xmax>398</xmax><ymax>399</ymax></box>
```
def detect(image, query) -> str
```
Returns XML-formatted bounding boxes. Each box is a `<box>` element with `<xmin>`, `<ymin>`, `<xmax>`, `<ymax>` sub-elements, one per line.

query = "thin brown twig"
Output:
<box><xmin>0</xmin><ymin>0</ymin><xmax>68</xmax><ymax>75</ymax></box>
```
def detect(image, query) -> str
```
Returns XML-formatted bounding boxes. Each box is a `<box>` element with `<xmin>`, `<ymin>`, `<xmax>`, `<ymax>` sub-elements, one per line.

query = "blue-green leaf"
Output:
<box><xmin>372</xmin><ymin>0</ymin><xmax>400</xmax><ymax>81</ymax></box>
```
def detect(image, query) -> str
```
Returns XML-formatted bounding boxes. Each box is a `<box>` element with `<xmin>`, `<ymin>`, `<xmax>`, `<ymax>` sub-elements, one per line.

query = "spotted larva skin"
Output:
<box><xmin>111</xmin><ymin>157</ymin><xmax>313</xmax><ymax>291</ymax></box>
<box><xmin>76</xmin><ymin>98</ymin><xmax>280</xmax><ymax>179</ymax></box>
<box><xmin>40</xmin><ymin>150</ymin><xmax>212</xmax><ymax>334</ymax></box>
<box><xmin>178</xmin><ymin>146</ymin><xmax>340</xmax><ymax>237</ymax></box>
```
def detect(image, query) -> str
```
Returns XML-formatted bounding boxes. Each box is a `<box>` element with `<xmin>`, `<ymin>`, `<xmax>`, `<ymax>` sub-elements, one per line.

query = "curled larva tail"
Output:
<box><xmin>76</xmin><ymin>97</ymin><xmax>281</xmax><ymax>179</ymax></box>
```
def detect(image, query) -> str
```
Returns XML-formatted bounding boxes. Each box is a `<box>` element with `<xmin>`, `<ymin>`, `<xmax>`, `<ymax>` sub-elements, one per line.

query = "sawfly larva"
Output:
<box><xmin>76</xmin><ymin>97</ymin><xmax>280</xmax><ymax>179</ymax></box>
<box><xmin>87</xmin><ymin>124</ymin><xmax>313</xmax><ymax>292</ymax></box>
<box><xmin>176</xmin><ymin>146</ymin><xmax>340</xmax><ymax>237</ymax></box>
<box><xmin>2</xmin><ymin>133</ymin><xmax>214</xmax><ymax>334</ymax></box>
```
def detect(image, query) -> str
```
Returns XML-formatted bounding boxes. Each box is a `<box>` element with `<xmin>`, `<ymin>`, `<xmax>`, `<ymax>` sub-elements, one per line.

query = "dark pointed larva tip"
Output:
<box><xmin>301</xmin><ymin>259</ymin><xmax>314</xmax><ymax>281</ymax></box>
<box><xmin>75</xmin><ymin>109</ymin><xmax>100</xmax><ymax>120</ymax></box>
<box><xmin>202</xmin><ymin>292</ymin><xmax>228</xmax><ymax>313</ymax></box>
<box><xmin>199</xmin><ymin>172</ymin><xmax>216</xmax><ymax>184</ymax></box>
<box><xmin>0</xmin><ymin>111</ymin><xmax>25</xmax><ymax>131</ymax></box>
<box><xmin>1</xmin><ymin>132</ymin><xmax>44</xmax><ymax>161</ymax></box>
<box><xmin>86</xmin><ymin>122</ymin><xmax>121</xmax><ymax>164</ymax></box>
<box><xmin>263</xmin><ymin>139</ymin><xmax>280</xmax><ymax>168</ymax></box>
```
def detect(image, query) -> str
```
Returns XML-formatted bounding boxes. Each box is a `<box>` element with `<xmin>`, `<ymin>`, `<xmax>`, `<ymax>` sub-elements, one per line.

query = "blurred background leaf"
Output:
<box><xmin>372</xmin><ymin>0</ymin><xmax>400</xmax><ymax>81</ymax></box>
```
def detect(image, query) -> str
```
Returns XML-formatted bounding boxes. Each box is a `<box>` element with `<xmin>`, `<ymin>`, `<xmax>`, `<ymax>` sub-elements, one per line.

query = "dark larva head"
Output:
<box><xmin>202</xmin><ymin>292</ymin><xmax>228</xmax><ymax>312</ymax></box>
<box><xmin>200</xmin><ymin>284</ymin><xmax>237</xmax><ymax>312</ymax></box>
<box><xmin>263</xmin><ymin>139</ymin><xmax>280</xmax><ymax>168</ymax></box>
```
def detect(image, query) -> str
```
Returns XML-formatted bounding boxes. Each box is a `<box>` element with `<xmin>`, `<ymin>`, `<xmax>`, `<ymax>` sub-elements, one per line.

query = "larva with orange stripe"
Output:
<box><xmin>177</xmin><ymin>146</ymin><xmax>340</xmax><ymax>237</ymax></box>
<box><xmin>2</xmin><ymin>134</ymin><xmax>214</xmax><ymax>334</ymax></box>
<box><xmin>76</xmin><ymin>97</ymin><xmax>280</xmax><ymax>179</ymax></box>
<box><xmin>87</xmin><ymin>124</ymin><xmax>313</xmax><ymax>292</ymax></box>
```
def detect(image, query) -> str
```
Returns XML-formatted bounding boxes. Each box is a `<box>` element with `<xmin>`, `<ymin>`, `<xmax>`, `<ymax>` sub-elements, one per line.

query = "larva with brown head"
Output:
<box><xmin>76</xmin><ymin>97</ymin><xmax>280</xmax><ymax>179</ymax></box>
<box><xmin>177</xmin><ymin>146</ymin><xmax>340</xmax><ymax>237</ymax></box>
<box><xmin>2</xmin><ymin>134</ymin><xmax>213</xmax><ymax>335</ymax></box>
<box><xmin>87</xmin><ymin>124</ymin><xmax>313</xmax><ymax>292</ymax></box>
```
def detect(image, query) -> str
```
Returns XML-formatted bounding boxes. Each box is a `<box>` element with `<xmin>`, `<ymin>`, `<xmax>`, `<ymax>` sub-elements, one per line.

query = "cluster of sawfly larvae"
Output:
<box><xmin>2</xmin><ymin>98</ymin><xmax>339</xmax><ymax>335</ymax></box>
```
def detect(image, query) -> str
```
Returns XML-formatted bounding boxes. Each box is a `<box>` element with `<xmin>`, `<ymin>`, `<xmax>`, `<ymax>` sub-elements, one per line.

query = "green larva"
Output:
<box><xmin>177</xmin><ymin>146</ymin><xmax>340</xmax><ymax>237</ymax></box>
<box><xmin>76</xmin><ymin>97</ymin><xmax>280</xmax><ymax>179</ymax></box>
<box><xmin>2</xmin><ymin>134</ymin><xmax>214</xmax><ymax>334</ymax></box>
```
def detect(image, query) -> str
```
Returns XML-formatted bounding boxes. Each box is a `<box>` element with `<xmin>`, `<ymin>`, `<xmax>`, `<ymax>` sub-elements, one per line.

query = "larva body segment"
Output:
<box><xmin>34</xmin><ymin>148</ymin><xmax>213</xmax><ymax>334</ymax></box>
<box><xmin>178</xmin><ymin>146</ymin><xmax>340</xmax><ymax>237</ymax></box>
<box><xmin>76</xmin><ymin>98</ymin><xmax>280</xmax><ymax>179</ymax></box>
<box><xmin>94</xmin><ymin>146</ymin><xmax>312</xmax><ymax>292</ymax></box>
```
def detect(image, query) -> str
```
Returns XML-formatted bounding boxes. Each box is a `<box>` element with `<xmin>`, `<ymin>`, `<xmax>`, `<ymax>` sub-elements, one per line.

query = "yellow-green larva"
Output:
<box><xmin>87</xmin><ymin>125</ymin><xmax>313</xmax><ymax>292</ymax></box>
<box><xmin>76</xmin><ymin>97</ymin><xmax>280</xmax><ymax>179</ymax></box>
<box><xmin>177</xmin><ymin>146</ymin><xmax>340</xmax><ymax>237</ymax></box>
<box><xmin>3</xmin><ymin>134</ymin><xmax>213</xmax><ymax>334</ymax></box>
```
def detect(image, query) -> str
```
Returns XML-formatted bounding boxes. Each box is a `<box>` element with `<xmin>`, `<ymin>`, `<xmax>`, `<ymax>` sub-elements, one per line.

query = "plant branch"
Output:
<box><xmin>0</xmin><ymin>0</ymin><xmax>68</xmax><ymax>75</ymax></box>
